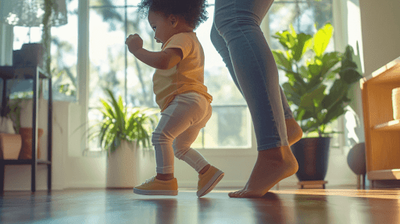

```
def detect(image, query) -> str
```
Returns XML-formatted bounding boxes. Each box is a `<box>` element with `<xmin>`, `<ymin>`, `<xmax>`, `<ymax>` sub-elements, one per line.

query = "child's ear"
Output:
<box><xmin>169</xmin><ymin>15</ymin><xmax>178</xmax><ymax>28</ymax></box>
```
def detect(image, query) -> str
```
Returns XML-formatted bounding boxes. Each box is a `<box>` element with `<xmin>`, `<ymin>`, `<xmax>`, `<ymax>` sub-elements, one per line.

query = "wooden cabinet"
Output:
<box><xmin>361</xmin><ymin>57</ymin><xmax>400</xmax><ymax>186</ymax></box>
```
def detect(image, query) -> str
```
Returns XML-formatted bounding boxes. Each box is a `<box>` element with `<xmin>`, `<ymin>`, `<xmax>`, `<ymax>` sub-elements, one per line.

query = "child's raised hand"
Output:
<box><xmin>125</xmin><ymin>34</ymin><xmax>143</xmax><ymax>54</ymax></box>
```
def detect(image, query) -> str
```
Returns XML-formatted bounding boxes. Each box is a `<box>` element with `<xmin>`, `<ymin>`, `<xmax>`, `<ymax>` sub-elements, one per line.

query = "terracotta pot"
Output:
<box><xmin>18</xmin><ymin>127</ymin><xmax>44</xmax><ymax>160</ymax></box>
<box><xmin>0</xmin><ymin>133</ymin><xmax>22</xmax><ymax>159</ymax></box>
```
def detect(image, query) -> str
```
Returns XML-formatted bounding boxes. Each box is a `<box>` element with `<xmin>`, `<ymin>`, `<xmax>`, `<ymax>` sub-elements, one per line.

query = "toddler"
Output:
<box><xmin>126</xmin><ymin>0</ymin><xmax>224</xmax><ymax>197</ymax></box>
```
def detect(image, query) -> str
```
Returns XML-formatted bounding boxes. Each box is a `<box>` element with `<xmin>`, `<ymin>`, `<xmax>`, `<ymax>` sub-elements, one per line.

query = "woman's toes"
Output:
<box><xmin>228</xmin><ymin>190</ymin><xmax>243</xmax><ymax>198</ymax></box>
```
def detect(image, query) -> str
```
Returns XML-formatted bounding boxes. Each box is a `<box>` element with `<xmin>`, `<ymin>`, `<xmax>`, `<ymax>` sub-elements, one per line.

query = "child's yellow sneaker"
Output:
<box><xmin>197</xmin><ymin>166</ymin><xmax>224</xmax><ymax>197</ymax></box>
<box><xmin>134</xmin><ymin>177</ymin><xmax>178</xmax><ymax>196</ymax></box>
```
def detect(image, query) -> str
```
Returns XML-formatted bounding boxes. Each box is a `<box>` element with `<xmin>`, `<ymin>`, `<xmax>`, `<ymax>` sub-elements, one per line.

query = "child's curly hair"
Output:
<box><xmin>137</xmin><ymin>0</ymin><xmax>208</xmax><ymax>29</ymax></box>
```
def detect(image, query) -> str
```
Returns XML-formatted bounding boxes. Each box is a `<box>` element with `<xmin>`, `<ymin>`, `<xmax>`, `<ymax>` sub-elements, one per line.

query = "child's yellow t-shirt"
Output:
<box><xmin>153</xmin><ymin>32</ymin><xmax>212</xmax><ymax>111</ymax></box>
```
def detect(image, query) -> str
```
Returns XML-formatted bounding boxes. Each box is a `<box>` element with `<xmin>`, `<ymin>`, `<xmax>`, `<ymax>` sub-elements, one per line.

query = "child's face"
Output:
<box><xmin>148</xmin><ymin>11</ymin><xmax>176</xmax><ymax>47</ymax></box>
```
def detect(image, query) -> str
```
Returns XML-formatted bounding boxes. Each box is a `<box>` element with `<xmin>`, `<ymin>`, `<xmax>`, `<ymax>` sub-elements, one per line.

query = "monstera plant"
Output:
<box><xmin>272</xmin><ymin>23</ymin><xmax>362</xmax><ymax>182</ymax></box>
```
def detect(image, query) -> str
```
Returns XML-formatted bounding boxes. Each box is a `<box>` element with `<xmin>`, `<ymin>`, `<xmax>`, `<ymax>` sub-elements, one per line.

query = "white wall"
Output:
<box><xmin>359</xmin><ymin>0</ymin><xmax>400</xmax><ymax>76</ymax></box>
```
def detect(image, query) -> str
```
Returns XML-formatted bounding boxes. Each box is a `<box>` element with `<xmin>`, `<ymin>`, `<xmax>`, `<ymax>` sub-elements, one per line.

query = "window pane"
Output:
<box><xmin>89</xmin><ymin>6</ymin><xmax>126</xmax><ymax>107</ymax></box>
<box><xmin>269</xmin><ymin>1</ymin><xmax>334</xmax><ymax>87</ymax></box>
<box><xmin>269</xmin><ymin>0</ymin><xmax>333</xmax><ymax>51</ymax></box>
<box><xmin>51</xmin><ymin>0</ymin><xmax>79</xmax><ymax>101</ymax></box>
<box><xmin>88</xmin><ymin>4</ymin><xmax>129</xmax><ymax>151</ymax></box>
<box><xmin>88</xmin><ymin>3</ymin><xmax>252</xmax><ymax>150</ymax></box>
<box><xmin>194</xmin><ymin>6</ymin><xmax>250</xmax><ymax>148</ymax></box>
<box><xmin>197</xmin><ymin>6</ymin><xmax>246</xmax><ymax>106</ymax></box>
<box><xmin>12</xmin><ymin>27</ymin><xmax>43</xmax><ymax>98</ymax></box>
<box><xmin>12</xmin><ymin>0</ymin><xmax>78</xmax><ymax>101</ymax></box>
<box><xmin>126</xmin><ymin>7</ymin><xmax>159</xmax><ymax>108</ymax></box>
<box><xmin>199</xmin><ymin>105</ymin><xmax>251</xmax><ymax>149</ymax></box>
<box><xmin>13</xmin><ymin>27</ymin><xmax>42</xmax><ymax>50</ymax></box>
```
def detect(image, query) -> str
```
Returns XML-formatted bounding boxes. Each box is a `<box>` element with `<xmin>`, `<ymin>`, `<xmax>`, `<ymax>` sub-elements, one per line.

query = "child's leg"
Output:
<box><xmin>152</xmin><ymin>93</ymin><xmax>211</xmax><ymax>178</ymax></box>
<box><xmin>173</xmin><ymin>103</ymin><xmax>212</xmax><ymax>173</ymax></box>
<box><xmin>172</xmin><ymin>94</ymin><xmax>224</xmax><ymax>197</ymax></box>
<box><xmin>136</xmin><ymin>92</ymin><xmax>223</xmax><ymax>197</ymax></box>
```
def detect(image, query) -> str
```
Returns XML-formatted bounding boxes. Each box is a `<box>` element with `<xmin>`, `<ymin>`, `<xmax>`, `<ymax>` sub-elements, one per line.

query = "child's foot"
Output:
<box><xmin>228</xmin><ymin>146</ymin><xmax>298</xmax><ymax>198</ymax></box>
<box><xmin>133</xmin><ymin>177</ymin><xmax>178</xmax><ymax>196</ymax></box>
<box><xmin>197</xmin><ymin>166</ymin><xmax>224</xmax><ymax>197</ymax></box>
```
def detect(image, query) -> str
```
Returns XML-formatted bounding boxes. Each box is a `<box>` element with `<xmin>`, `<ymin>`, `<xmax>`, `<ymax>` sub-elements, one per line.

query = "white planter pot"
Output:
<box><xmin>138</xmin><ymin>149</ymin><xmax>156</xmax><ymax>184</ymax></box>
<box><xmin>106</xmin><ymin>140</ymin><xmax>140</xmax><ymax>188</ymax></box>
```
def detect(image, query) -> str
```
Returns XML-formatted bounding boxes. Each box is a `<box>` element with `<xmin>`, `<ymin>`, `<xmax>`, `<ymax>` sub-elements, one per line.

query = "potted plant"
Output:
<box><xmin>0</xmin><ymin>94</ymin><xmax>44</xmax><ymax>160</ymax></box>
<box><xmin>272</xmin><ymin>23</ymin><xmax>362</xmax><ymax>181</ymax></box>
<box><xmin>0</xmin><ymin>99</ymin><xmax>22</xmax><ymax>160</ymax></box>
<box><xmin>7</xmin><ymin>97</ymin><xmax>44</xmax><ymax>160</ymax></box>
<box><xmin>89</xmin><ymin>89</ymin><xmax>158</xmax><ymax>188</ymax></box>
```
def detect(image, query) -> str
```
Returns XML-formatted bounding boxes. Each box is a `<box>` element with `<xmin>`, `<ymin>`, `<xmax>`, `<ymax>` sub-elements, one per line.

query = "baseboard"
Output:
<box><xmin>65</xmin><ymin>181</ymin><xmax>106</xmax><ymax>189</ymax></box>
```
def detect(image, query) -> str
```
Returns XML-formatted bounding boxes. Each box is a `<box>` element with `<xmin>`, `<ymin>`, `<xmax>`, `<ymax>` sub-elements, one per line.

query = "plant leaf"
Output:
<box><xmin>299</xmin><ymin>84</ymin><xmax>326</xmax><ymax>113</ymax></box>
<box><xmin>293</xmin><ymin>33</ymin><xmax>313</xmax><ymax>61</ymax></box>
<box><xmin>272</xmin><ymin>50</ymin><xmax>292</xmax><ymax>71</ymax></box>
<box><xmin>313</xmin><ymin>23</ymin><xmax>333</xmax><ymax>57</ymax></box>
<box><xmin>88</xmin><ymin>88</ymin><xmax>159</xmax><ymax>152</ymax></box>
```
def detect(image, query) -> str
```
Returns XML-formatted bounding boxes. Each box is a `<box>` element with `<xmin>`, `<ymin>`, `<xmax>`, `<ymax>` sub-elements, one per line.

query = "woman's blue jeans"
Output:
<box><xmin>211</xmin><ymin>0</ymin><xmax>293</xmax><ymax>150</ymax></box>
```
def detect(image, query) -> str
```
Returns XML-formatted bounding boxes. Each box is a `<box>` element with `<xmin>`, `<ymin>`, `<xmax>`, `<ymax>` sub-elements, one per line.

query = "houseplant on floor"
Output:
<box><xmin>272</xmin><ymin>23</ymin><xmax>362</xmax><ymax>181</ymax></box>
<box><xmin>90</xmin><ymin>89</ymin><xmax>158</xmax><ymax>188</ymax></box>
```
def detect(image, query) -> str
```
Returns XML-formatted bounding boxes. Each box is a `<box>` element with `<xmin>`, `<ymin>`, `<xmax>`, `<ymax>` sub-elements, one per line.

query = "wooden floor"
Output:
<box><xmin>1</xmin><ymin>187</ymin><xmax>400</xmax><ymax>224</ymax></box>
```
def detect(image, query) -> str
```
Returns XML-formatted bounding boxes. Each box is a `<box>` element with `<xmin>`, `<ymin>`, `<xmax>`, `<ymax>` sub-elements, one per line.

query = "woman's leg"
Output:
<box><xmin>212</xmin><ymin>0</ymin><xmax>291</xmax><ymax>149</ymax></box>
<box><xmin>212</xmin><ymin>0</ymin><xmax>299</xmax><ymax>197</ymax></box>
<box><xmin>211</xmin><ymin>25</ymin><xmax>302</xmax><ymax>145</ymax></box>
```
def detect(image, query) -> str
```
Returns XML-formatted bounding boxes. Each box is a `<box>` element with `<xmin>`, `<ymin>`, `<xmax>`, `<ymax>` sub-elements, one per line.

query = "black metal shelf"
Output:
<box><xmin>0</xmin><ymin>65</ymin><xmax>52</xmax><ymax>194</ymax></box>
<box><xmin>1</xmin><ymin>159</ymin><xmax>51</xmax><ymax>165</ymax></box>
<box><xmin>0</xmin><ymin>66</ymin><xmax>50</xmax><ymax>79</ymax></box>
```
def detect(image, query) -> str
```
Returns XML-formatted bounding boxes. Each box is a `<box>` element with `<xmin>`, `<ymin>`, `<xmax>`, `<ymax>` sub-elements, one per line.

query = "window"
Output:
<box><xmin>12</xmin><ymin>0</ymin><xmax>78</xmax><ymax>101</ymax></box>
<box><xmin>268</xmin><ymin>0</ymin><xmax>334</xmax><ymax>72</ymax></box>
<box><xmin>88</xmin><ymin>1</ymin><xmax>250</xmax><ymax>150</ymax></box>
<box><xmin>9</xmin><ymin>0</ymin><xmax>336</xmax><ymax>152</ymax></box>
<box><xmin>86</xmin><ymin>0</ymin><xmax>338</xmax><ymax>151</ymax></box>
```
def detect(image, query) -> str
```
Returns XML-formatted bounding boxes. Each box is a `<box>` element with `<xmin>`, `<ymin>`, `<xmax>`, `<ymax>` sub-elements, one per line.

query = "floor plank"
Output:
<box><xmin>1</xmin><ymin>188</ymin><xmax>399</xmax><ymax>224</ymax></box>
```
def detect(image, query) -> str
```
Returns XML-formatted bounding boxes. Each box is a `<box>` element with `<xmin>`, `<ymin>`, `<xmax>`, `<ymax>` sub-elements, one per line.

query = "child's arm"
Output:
<box><xmin>125</xmin><ymin>34</ymin><xmax>183</xmax><ymax>70</ymax></box>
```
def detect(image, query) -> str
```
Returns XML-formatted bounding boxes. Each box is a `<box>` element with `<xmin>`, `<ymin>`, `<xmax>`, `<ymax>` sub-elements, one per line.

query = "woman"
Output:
<box><xmin>211</xmin><ymin>0</ymin><xmax>303</xmax><ymax>198</ymax></box>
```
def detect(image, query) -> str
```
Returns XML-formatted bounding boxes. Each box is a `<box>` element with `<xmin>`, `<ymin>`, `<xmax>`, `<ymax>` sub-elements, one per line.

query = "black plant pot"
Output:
<box><xmin>291</xmin><ymin>137</ymin><xmax>331</xmax><ymax>181</ymax></box>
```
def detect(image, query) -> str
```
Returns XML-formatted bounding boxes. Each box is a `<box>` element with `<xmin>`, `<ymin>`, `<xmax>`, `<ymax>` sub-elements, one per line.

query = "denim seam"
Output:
<box><xmin>257</xmin><ymin>142</ymin><xmax>283</xmax><ymax>151</ymax></box>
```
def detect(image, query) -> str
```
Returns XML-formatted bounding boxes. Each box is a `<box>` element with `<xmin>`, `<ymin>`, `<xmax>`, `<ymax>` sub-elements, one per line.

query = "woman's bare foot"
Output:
<box><xmin>286</xmin><ymin>118</ymin><xmax>303</xmax><ymax>146</ymax></box>
<box><xmin>228</xmin><ymin>118</ymin><xmax>302</xmax><ymax>198</ymax></box>
<box><xmin>228</xmin><ymin>146</ymin><xmax>298</xmax><ymax>198</ymax></box>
